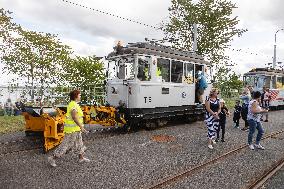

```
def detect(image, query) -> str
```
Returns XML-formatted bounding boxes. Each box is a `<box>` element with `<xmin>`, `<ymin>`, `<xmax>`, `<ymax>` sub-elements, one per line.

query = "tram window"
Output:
<box><xmin>244</xmin><ymin>76</ymin><xmax>255</xmax><ymax>87</ymax></box>
<box><xmin>117</xmin><ymin>64</ymin><xmax>126</xmax><ymax>79</ymax></box>
<box><xmin>272</xmin><ymin>76</ymin><xmax>277</xmax><ymax>89</ymax></box>
<box><xmin>171</xmin><ymin>60</ymin><xmax>183</xmax><ymax>83</ymax></box>
<box><xmin>184</xmin><ymin>63</ymin><xmax>194</xmax><ymax>84</ymax></box>
<box><xmin>157</xmin><ymin>58</ymin><xmax>170</xmax><ymax>82</ymax></box>
<box><xmin>117</xmin><ymin>57</ymin><xmax>135</xmax><ymax>80</ymax></box>
<box><xmin>137</xmin><ymin>58</ymin><xmax>150</xmax><ymax>81</ymax></box>
<box><xmin>264</xmin><ymin>76</ymin><xmax>271</xmax><ymax>88</ymax></box>
<box><xmin>256</xmin><ymin>76</ymin><xmax>265</xmax><ymax>88</ymax></box>
<box><xmin>276</xmin><ymin>76</ymin><xmax>283</xmax><ymax>89</ymax></box>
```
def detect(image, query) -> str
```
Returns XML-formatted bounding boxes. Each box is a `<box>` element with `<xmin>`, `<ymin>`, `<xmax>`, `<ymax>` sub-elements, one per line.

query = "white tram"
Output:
<box><xmin>243</xmin><ymin>68</ymin><xmax>284</xmax><ymax>110</ymax></box>
<box><xmin>105</xmin><ymin>42</ymin><xmax>213</xmax><ymax>129</ymax></box>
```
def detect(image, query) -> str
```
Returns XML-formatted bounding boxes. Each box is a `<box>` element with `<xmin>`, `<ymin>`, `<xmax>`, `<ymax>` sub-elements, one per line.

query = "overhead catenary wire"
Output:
<box><xmin>60</xmin><ymin>0</ymin><xmax>160</xmax><ymax>30</ymax></box>
<box><xmin>60</xmin><ymin>0</ymin><xmax>283</xmax><ymax>67</ymax></box>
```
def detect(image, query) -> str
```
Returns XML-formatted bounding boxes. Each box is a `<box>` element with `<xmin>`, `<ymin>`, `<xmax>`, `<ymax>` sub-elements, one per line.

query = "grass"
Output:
<box><xmin>0</xmin><ymin>115</ymin><xmax>26</xmax><ymax>134</ymax></box>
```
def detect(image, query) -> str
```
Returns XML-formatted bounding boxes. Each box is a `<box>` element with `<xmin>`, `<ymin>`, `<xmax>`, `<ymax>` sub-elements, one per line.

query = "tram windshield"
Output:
<box><xmin>255</xmin><ymin>75</ymin><xmax>271</xmax><ymax>89</ymax></box>
<box><xmin>276</xmin><ymin>76</ymin><xmax>284</xmax><ymax>89</ymax></box>
<box><xmin>244</xmin><ymin>75</ymin><xmax>272</xmax><ymax>89</ymax></box>
<box><xmin>244</xmin><ymin>75</ymin><xmax>256</xmax><ymax>87</ymax></box>
<box><xmin>137</xmin><ymin>56</ymin><xmax>151</xmax><ymax>81</ymax></box>
<box><xmin>108</xmin><ymin>56</ymin><xmax>135</xmax><ymax>80</ymax></box>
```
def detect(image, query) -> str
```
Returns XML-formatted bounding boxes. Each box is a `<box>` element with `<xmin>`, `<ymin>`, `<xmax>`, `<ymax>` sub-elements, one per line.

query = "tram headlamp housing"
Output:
<box><xmin>111</xmin><ymin>87</ymin><xmax>118</xmax><ymax>94</ymax></box>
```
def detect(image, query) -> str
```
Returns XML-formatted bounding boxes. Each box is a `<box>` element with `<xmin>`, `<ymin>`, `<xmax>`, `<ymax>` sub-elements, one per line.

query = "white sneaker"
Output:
<box><xmin>48</xmin><ymin>156</ymin><xmax>57</xmax><ymax>167</ymax></box>
<box><xmin>212</xmin><ymin>140</ymin><xmax>216</xmax><ymax>144</ymax></box>
<box><xmin>79</xmin><ymin>157</ymin><xmax>91</xmax><ymax>163</ymax></box>
<box><xmin>255</xmin><ymin>144</ymin><xmax>265</xmax><ymax>150</ymax></box>
<box><xmin>208</xmin><ymin>145</ymin><xmax>213</xmax><ymax>149</ymax></box>
<box><xmin>248</xmin><ymin>144</ymin><xmax>255</xmax><ymax>150</ymax></box>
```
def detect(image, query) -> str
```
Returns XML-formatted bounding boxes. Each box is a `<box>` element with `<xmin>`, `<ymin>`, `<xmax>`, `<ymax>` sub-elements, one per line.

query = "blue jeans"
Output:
<box><xmin>248</xmin><ymin>119</ymin><xmax>264</xmax><ymax>145</ymax></box>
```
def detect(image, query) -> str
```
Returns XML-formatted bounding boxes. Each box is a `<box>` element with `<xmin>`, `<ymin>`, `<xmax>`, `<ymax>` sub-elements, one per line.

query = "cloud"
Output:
<box><xmin>1</xmin><ymin>0</ymin><xmax>168</xmax><ymax>43</ymax></box>
<box><xmin>61</xmin><ymin>36</ymin><xmax>115</xmax><ymax>57</ymax></box>
<box><xmin>1</xmin><ymin>0</ymin><xmax>172</xmax><ymax>59</ymax></box>
<box><xmin>1</xmin><ymin>0</ymin><xmax>284</xmax><ymax>76</ymax></box>
<box><xmin>259</xmin><ymin>0</ymin><xmax>284</xmax><ymax>27</ymax></box>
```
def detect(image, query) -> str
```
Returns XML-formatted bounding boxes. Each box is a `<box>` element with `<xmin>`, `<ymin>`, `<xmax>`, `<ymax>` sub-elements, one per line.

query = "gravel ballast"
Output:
<box><xmin>0</xmin><ymin>110</ymin><xmax>283</xmax><ymax>189</ymax></box>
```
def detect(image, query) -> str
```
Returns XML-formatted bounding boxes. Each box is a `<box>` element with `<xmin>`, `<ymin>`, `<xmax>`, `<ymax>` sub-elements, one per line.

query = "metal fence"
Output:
<box><xmin>0</xmin><ymin>84</ymin><xmax>106</xmax><ymax>108</ymax></box>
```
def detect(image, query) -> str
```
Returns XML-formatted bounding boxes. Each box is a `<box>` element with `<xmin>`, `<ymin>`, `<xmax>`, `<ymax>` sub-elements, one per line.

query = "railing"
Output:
<box><xmin>0</xmin><ymin>84</ymin><xmax>106</xmax><ymax>108</ymax></box>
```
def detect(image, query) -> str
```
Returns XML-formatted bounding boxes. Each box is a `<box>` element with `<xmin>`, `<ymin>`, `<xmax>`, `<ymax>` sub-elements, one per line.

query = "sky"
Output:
<box><xmin>1</xmin><ymin>0</ymin><xmax>284</xmax><ymax>85</ymax></box>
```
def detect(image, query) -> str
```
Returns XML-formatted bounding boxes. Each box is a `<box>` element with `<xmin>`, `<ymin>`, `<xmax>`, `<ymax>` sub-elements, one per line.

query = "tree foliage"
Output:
<box><xmin>1</xmin><ymin>9</ymin><xmax>72</xmax><ymax>97</ymax></box>
<box><xmin>62</xmin><ymin>55</ymin><xmax>106</xmax><ymax>103</ymax></box>
<box><xmin>0</xmin><ymin>8</ymin><xmax>106</xmax><ymax>102</ymax></box>
<box><xmin>163</xmin><ymin>0</ymin><xmax>247</xmax><ymax>97</ymax></box>
<box><xmin>213</xmin><ymin>65</ymin><xmax>243</xmax><ymax>98</ymax></box>
<box><xmin>163</xmin><ymin>0</ymin><xmax>247</xmax><ymax>63</ymax></box>
<box><xmin>63</xmin><ymin>56</ymin><xmax>105</xmax><ymax>88</ymax></box>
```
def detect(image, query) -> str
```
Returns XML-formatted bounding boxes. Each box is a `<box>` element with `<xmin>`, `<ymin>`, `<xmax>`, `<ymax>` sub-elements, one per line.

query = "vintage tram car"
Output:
<box><xmin>105</xmin><ymin>41</ymin><xmax>213</xmax><ymax>130</ymax></box>
<box><xmin>243</xmin><ymin>68</ymin><xmax>284</xmax><ymax>110</ymax></box>
<box><xmin>23</xmin><ymin>41</ymin><xmax>213</xmax><ymax>152</ymax></box>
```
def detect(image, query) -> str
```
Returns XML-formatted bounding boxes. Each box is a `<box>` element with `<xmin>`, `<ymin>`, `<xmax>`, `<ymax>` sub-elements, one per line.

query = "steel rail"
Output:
<box><xmin>246</xmin><ymin>157</ymin><xmax>284</xmax><ymax>189</ymax></box>
<box><xmin>144</xmin><ymin>130</ymin><xmax>284</xmax><ymax>189</ymax></box>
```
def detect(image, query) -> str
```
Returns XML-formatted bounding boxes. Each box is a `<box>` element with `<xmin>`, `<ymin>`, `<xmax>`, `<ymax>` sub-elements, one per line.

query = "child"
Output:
<box><xmin>233</xmin><ymin>100</ymin><xmax>242</xmax><ymax>128</ymax></box>
<box><xmin>216</xmin><ymin>99</ymin><xmax>230</xmax><ymax>142</ymax></box>
<box><xmin>262</xmin><ymin>88</ymin><xmax>271</xmax><ymax>122</ymax></box>
<box><xmin>240</xmin><ymin>89</ymin><xmax>251</xmax><ymax>131</ymax></box>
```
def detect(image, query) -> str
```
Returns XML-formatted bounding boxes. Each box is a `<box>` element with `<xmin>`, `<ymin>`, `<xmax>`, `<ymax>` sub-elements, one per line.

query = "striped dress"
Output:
<box><xmin>205</xmin><ymin>98</ymin><xmax>220</xmax><ymax>139</ymax></box>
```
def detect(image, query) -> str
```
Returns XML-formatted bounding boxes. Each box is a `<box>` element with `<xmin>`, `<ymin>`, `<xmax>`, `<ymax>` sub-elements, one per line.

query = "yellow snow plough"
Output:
<box><xmin>23</xmin><ymin>105</ymin><xmax>126</xmax><ymax>152</ymax></box>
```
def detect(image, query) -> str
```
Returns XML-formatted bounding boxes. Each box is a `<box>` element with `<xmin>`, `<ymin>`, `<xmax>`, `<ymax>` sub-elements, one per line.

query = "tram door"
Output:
<box><xmin>194</xmin><ymin>64</ymin><xmax>204</xmax><ymax>103</ymax></box>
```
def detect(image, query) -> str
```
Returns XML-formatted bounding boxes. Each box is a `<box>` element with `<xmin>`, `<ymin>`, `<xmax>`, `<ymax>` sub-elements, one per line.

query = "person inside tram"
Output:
<box><xmin>137</xmin><ymin>60</ymin><xmax>150</xmax><ymax>81</ymax></box>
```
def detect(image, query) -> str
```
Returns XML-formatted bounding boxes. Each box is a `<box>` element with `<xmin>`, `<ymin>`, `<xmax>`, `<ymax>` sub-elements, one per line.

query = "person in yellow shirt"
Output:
<box><xmin>48</xmin><ymin>90</ymin><xmax>90</xmax><ymax>167</ymax></box>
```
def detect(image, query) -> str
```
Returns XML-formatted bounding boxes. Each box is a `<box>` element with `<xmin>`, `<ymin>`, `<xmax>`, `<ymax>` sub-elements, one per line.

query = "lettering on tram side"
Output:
<box><xmin>144</xmin><ymin>97</ymin><xmax>152</xmax><ymax>103</ymax></box>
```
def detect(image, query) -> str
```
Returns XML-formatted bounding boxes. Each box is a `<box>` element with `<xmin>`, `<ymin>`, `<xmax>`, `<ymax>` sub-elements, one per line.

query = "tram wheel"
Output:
<box><xmin>145</xmin><ymin>121</ymin><xmax>158</xmax><ymax>130</ymax></box>
<box><xmin>185</xmin><ymin>115</ymin><xmax>197</xmax><ymax>123</ymax></box>
<box><xmin>122</xmin><ymin>123</ymin><xmax>138</xmax><ymax>133</ymax></box>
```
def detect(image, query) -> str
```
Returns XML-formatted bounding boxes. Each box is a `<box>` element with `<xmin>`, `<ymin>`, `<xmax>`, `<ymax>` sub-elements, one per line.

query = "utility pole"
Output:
<box><xmin>273</xmin><ymin>29</ymin><xmax>284</xmax><ymax>69</ymax></box>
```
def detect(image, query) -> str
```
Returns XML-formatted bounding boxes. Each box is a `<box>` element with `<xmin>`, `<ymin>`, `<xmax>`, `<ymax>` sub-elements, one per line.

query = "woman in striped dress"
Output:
<box><xmin>205</xmin><ymin>88</ymin><xmax>221</xmax><ymax>149</ymax></box>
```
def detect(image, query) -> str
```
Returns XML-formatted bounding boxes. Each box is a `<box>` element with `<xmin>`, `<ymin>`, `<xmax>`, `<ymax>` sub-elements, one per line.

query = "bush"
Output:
<box><xmin>223</xmin><ymin>97</ymin><xmax>238</xmax><ymax>110</ymax></box>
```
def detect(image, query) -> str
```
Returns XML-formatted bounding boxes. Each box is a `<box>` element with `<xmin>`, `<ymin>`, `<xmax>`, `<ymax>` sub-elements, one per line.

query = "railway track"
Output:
<box><xmin>245</xmin><ymin>157</ymin><xmax>284</xmax><ymax>189</ymax></box>
<box><xmin>0</xmin><ymin>127</ymin><xmax>127</xmax><ymax>156</ymax></box>
<box><xmin>0</xmin><ymin>120</ymin><xmax>201</xmax><ymax>155</ymax></box>
<box><xmin>144</xmin><ymin>129</ymin><xmax>284</xmax><ymax>189</ymax></box>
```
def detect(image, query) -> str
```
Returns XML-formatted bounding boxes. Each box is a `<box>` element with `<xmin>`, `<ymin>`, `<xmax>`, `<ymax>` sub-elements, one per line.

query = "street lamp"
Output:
<box><xmin>273</xmin><ymin>29</ymin><xmax>284</xmax><ymax>69</ymax></box>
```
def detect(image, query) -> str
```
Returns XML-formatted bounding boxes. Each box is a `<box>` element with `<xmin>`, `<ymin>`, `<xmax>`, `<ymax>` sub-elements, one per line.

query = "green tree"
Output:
<box><xmin>62</xmin><ymin>55</ymin><xmax>106</xmax><ymax>104</ymax></box>
<box><xmin>1</xmin><ymin>30</ymin><xmax>72</xmax><ymax>100</ymax></box>
<box><xmin>163</xmin><ymin>0</ymin><xmax>247</xmax><ymax>98</ymax></box>
<box><xmin>0</xmin><ymin>9</ymin><xmax>106</xmax><ymax>104</ymax></box>
<box><xmin>0</xmin><ymin>9</ymin><xmax>72</xmax><ymax>100</ymax></box>
<box><xmin>214</xmin><ymin>64</ymin><xmax>243</xmax><ymax>98</ymax></box>
<box><xmin>163</xmin><ymin>0</ymin><xmax>247</xmax><ymax>64</ymax></box>
<box><xmin>64</xmin><ymin>56</ymin><xmax>105</xmax><ymax>87</ymax></box>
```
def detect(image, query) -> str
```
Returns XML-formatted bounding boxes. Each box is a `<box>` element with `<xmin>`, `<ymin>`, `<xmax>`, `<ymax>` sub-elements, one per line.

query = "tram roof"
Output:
<box><xmin>107</xmin><ymin>42</ymin><xmax>210</xmax><ymax>65</ymax></box>
<box><xmin>244</xmin><ymin>68</ymin><xmax>284</xmax><ymax>76</ymax></box>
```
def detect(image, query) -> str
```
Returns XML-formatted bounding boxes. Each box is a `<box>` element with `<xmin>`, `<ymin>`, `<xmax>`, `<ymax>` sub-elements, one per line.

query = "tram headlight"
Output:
<box><xmin>111</xmin><ymin>87</ymin><xmax>118</xmax><ymax>94</ymax></box>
